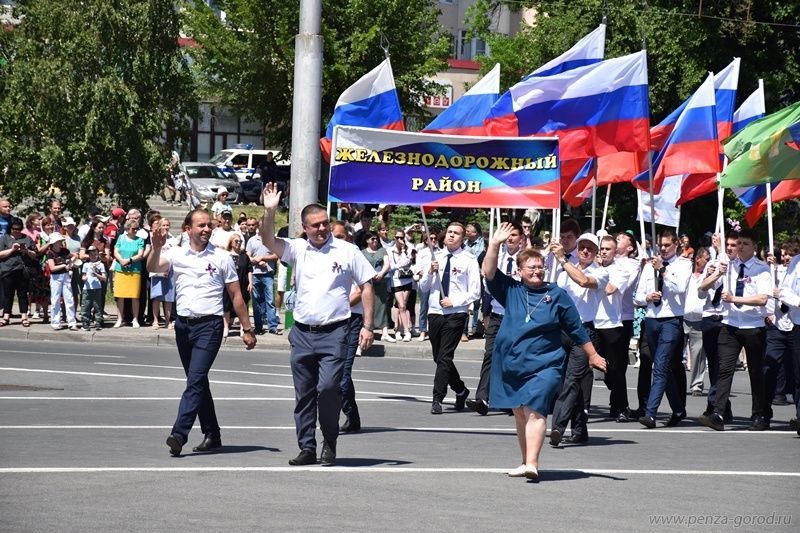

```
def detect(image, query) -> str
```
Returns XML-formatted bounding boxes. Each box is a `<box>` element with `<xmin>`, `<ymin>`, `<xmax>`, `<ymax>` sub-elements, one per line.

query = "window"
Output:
<box><xmin>474</xmin><ymin>38</ymin><xmax>487</xmax><ymax>57</ymax></box>
<box><xmin>231</xmin><ymin>154</ymin><xmax>248</xmax><ymax>169</ymax></box>
<box><xmin>459</xmin><ymin>30</ymin><xmax>470</xmax><ymax>60</ymax></box>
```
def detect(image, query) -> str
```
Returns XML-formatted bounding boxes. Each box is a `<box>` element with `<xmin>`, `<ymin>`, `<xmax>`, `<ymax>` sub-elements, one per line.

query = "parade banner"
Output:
<box><xmin>328</xmin><ymin>126</ymin><xmax>560</xmax><ymax>209</ymax></box>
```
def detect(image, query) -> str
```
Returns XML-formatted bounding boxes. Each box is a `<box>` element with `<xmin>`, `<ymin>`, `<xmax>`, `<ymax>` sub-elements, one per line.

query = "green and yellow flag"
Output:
<box><xmin>719</xmin><ymin>101</ymin><xmax>800</xmax><ymax>188</ymax></box>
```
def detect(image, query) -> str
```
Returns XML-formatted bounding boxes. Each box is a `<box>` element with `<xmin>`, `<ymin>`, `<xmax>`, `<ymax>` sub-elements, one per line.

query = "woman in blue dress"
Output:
<box><xmin>483</xmin><ymin>223</ymin><xmax>606</xmax><ymax>482</ymax></box>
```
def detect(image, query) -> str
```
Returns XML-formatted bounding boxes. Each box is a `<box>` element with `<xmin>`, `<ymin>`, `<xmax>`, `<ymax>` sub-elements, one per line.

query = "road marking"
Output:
<box><xmin>0</xmin><ymin>425</ymin><xmax>794</xmax><ymax>435</ymax></box>
<box><xmin>0</xmin><ymin>349</ymin><xmax>125</xmax><ymax>359</ymax></box>
<box><xmin>94</xmin><ymin>362</ymin><xmax>435</xmax><ymax>388</ymax></box>
<box><xmin>0</xmin><ymin>367</ymin><xmax>432</xmax><ymax>400</ymax></box>
<box><xmin>1</xmin><ymin>466</ymin><xmax>797</xmax><ymax>477</ymax></box>
<box><xmin>252</xmin><ymin>363</ymin><xmax>479</xmax><ymax>380</ymax></box>
<box><xmin>0</xmin><ymin>396</ymin><xmax>405</xmax><ymax>402</ymax></box>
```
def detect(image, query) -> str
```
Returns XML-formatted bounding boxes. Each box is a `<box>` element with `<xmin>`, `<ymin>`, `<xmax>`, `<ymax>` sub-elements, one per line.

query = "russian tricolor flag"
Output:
<box><xmin>728</xmin><ymin>87</ymin><xmax>769</xmax><ymax>222</ymax></box>
<box><xmin>320</xmin><ymin>58</ymin><xmax>404</xmax><ymax>163</ymax></box>
<box><xmin>562</xmin><ymin>158</ymin><xmax>595</xmax><ymax>207</ymax></box>
<box><xmin>732</xmin><ymin>83</ymin><xmax>765</xmax><ymax>134</ymax></box>
<box><xmin>524</xmin><ymin>24</ymin><xmax>605</xmax><ymax>79</ymax></box>
<box><xmin>422</xmin><ymin>64</ymin><xmax>500</xmax><ymax>136</ymax></box>
<box><xmin>632</xmin><ymin>73</ymin><xmax>719</xmax><ymax>194</ymax></box>
<box><xmin>484</xmin><ymin>50</ymin><xmax>650</xmax><ymax>162</ymax></box>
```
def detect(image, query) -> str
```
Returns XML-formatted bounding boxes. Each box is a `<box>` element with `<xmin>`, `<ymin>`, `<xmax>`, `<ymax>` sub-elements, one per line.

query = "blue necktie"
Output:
<box><xmin>735</xmin><ymin>263</ymin><xmax>745</xmax><ymax>298</ymax></box>
<box><xmin>506</xmin><ymin>257</ymin><xmax>513</xmax><ymax>275</ymax></box>
<box><xmin>441</xmin><ymin>253</ymin><xmax>453</xmax><ymax>297</ymax></box>
<box><xmin>653</xmin><ymin>261</ymin><xmax>668</xmax><ymax>306</ymax></box>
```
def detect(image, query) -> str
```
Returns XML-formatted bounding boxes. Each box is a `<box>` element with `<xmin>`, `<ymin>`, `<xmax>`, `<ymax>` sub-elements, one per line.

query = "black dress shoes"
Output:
<box><xmin>320</xmin><ymin>441</ymin><xmax>336</xmax><ymax>467</ymax></box>
<box><xmin>699</xmin><ymin>412</ymin><xmax>724</xmax><ymax>431</ymax></box>
<box><xmin>565</xmin><ymin>434</ymin><xmax>588</xmax><ymax>445</ymax></box>
<box><xmin>288</xmin><ymin>450</ymin><xmax>317</xmax><ymax>466</ymax></box>
<box><xmin>638</xmin><ymin>415</ymin><xmax>656</xmax><ymax>429</ymax></box>
<box><xmin>665</xmin><ymin>412</ymin><xmax>686</xmax><ymax>427</ymax></box>
<box><xmin>454</xmin><ymin>388</ymin><xmax>470</xmax><ymax>411</ymax></box>
<box><xmin>430</xmin><ymin>401</ymin><xmax>443</xmax><ymax>415</ymax></box>
<box><xmin>549</xmin><ymin>428</ymin><xmax>562</xmax><ymax>447</ymax></box>
<box><xmin>166</xmin><ymin>434</ymin><xmax>183</xmax><ymax>457</ymax></box>
<box><xmin>747</xmin><ymin>416</ymin><xmax>769</xmax><ymax>431</ymax></box>
<box><xmin>192</xmin><ymin>435</ymin><xmax>222</xmax><ymax>452</ymax></box>
<box><xmin>465</xmin><ymin>398</ymin><xmax>489</xmax><ymax>416</ymax></box>
<box><xmin>340</xmin><ymin>419</ymin><xmax>361</xmax><ymax>433</ymax></box>
<box><xmin>616</xmin><ymin>408</ymin><xmax>636</xmax><ymax>423</ymax></box>
<box><xmin>789</xmin><ymin>418</ymin><xmax>800</xmax><ymax>436</ymax></box>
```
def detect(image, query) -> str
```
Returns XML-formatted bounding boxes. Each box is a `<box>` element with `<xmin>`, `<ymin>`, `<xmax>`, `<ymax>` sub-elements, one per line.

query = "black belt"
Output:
<box><xmin>707</xmin><ymin>314</ymin><xmax>723</xmax><ymax>321</ymax></box>
<box><xmin>489</xmin><ymin>312</ymin><xmax>504</xmax><ymax>319</ymax></box>
<box><xmin>294</xmin><ymin>318</ymin><xmax>349</xmax><ymax>333</ymax></box>
<box><xmin>582</xmin><ymin>321</ymin><xmax>594</xmax><ymax>328</ymax></box>
<box><xmin>253</xmin><ymin>271</ymin><xmax>275</xmax><ymax>276</ymax></box>
<box><xmin>176</xmin><ymin>314</ymin><xmax>221</xmax><ymax>325</ymax></box>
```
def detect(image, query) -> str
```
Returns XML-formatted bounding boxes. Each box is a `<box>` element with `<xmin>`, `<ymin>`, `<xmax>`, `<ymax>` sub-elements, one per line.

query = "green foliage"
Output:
<box><xmin>467</xmin><ymin>0</ymin><xmax>800</xmax><ymax>241</ymax></box>
<box><xmin>182</xmin><ymin>0</ymin><xmax>450</xmax><ymax>153</ymax></box>
<box><xmin>0</xmin><ymin>0</ymin><xmax>196</xmax><ymax>214</ymax></box>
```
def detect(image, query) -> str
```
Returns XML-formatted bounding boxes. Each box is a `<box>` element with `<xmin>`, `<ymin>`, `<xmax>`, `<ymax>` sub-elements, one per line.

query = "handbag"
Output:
<box><xmin>397</xmin><ymin>268</ymin><xmax>413</xmax><ymax>280</ymax></box>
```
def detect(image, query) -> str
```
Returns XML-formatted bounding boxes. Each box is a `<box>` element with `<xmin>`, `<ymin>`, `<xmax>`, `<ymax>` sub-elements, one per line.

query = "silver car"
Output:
<box><xmin>182</xmin><ymin>162</ymin><xmax>242</xmax><ymax>203</ymax></box>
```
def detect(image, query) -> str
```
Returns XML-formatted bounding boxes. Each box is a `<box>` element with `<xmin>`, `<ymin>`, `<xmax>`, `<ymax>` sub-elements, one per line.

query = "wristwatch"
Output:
<box><xmin>242</xmin><ymin>327</ymin><xmax>255</xmax><ymax>335</ymax></box>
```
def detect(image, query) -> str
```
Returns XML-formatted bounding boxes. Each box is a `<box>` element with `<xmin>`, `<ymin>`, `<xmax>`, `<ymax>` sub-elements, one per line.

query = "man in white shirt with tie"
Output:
<box><xmin>778</xmin><ymin>237</ymin><xmax>800</xmax><ymax>435</ymax></box>
<box><xmin>634</xmin><ymin>228</ymin><xmax>691</xmax><ymax>429</ymax></box>
<box><xmin>549</xmin><ymin>233</ymin><xmax>608</xmax><ymax>446</ymax></box>
<box><xmin>466</xmin><ymin>222</ymin><xmax>524</xmax><ymax>415</ymax></box>
<box><xmin>418</xmin><ymin>222</ymin><xmax>481</xmax><ymax>415</ymax></box>
<box><xmin>699</xmin><ymin>228</ymin><xmax>771</xmax><ymax>431</ymax></box>
<box><xmin>544</xmin><ymin>218</ymin><xmax>581</xmax><ymax>281</ymax></box>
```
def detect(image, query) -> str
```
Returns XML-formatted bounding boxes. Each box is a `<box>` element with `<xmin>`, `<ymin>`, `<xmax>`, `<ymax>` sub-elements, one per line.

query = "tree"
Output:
<box><xmin>182</xmin><ymin>0</ymin><xmax>450</xmax><ymax>155</ymax></box>
<box><xmin>467</xmin><ymin>0</ymin><xmax>800</xmax><ymax>239</ymax></box>
<box><xmin>0</xmin><ymin>0</ymin><xmax>196</xmax><ymax>214</ymax></box>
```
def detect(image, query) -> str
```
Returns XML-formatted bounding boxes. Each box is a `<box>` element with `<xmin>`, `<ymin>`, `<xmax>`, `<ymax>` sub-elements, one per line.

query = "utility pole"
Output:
<box><xmin>288</xmin><ymin>0</ymin><xmax>323</xmax><ymax>237</ymax></box>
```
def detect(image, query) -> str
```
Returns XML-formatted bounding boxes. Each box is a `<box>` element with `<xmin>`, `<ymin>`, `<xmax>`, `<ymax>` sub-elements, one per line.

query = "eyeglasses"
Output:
<box><xmin>520</xmin><ymin>265</ymin><xmax>546</xmax><ymax>272</ymax></box>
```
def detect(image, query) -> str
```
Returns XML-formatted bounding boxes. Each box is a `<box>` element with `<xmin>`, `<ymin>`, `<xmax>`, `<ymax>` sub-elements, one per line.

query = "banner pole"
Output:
<box><xmin>489</xmin><ymin>206</ymin><xmax>495</xmax><ymax>237</ymax></box>
<box><xmin>420</xmin><ymin>206</ymin><xmax>442</xmax><ymax>289</ymax></box>
<box><xmin>601</xmin><ymin>184</ymin><xmax>611</xmax><ymax>231</ymax></box>
<box><xmin>766</xmin><ymin>183</ymin><xmax>775</xmax><ymax>260</ymax></box>
<box><xmin>637</xmin><ymin>189</ymin><xmax>646</xmax><ymax>255</ymax></box>
<box><xmin>675</xmin><ymin>205</ymin><xmax>682</xmax><ymax>235</ymax></box>
<box><xmin>591</xmin><ymin>174</ymin><xmax>598</xmax><ymax>234</ymax></box>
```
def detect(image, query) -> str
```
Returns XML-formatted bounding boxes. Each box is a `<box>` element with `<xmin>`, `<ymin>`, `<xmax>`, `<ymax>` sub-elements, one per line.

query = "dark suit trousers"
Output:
<box><xmin>172</xmin><ymin>317</ymin><xmax>224</xmax><ymax>444</ymax></box>
<box><xmin>597</xmin><ymin>326</ymin><xmax>630</xmax><ymax>415</ymax></box>
<box><xmin>551</xmin><ymin>326</ymin><xmax>597</xmax><ymax>437</ymax></box>
<box><xmin>428</xmin><ymin>313</ymin><xmax>468</xmax><ymax>402</ymax></box>
<box><xmin>476</xmin><ymin>313</ymin><xmax>503</xmax><ymax>402</ymax></box>
<box><xmin>644</xmin><ymin>317</ymin><xmax>686</xmax><ymax>418</ymax></box>
<box><xmin>763</xmin><ymin>324</ymin><xmax>792</xmax><ymax>421</ymax></box>
<box><xmin>714</xmin><ymin>325</ymin><xmax>766</xmax><ymax>418</ymax></box>
<box><xmin>340</xmin><ymin>313</ymin><xmax>362</xmax><ymax>425</ymax></box>
<box><xmin>288</xmin><ymin>323</ymin><xmax>348</xmax><ymax>452</ymax></box>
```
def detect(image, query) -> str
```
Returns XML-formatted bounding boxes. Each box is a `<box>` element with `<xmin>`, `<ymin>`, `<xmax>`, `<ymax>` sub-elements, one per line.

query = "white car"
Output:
<box><xmin>209</xmin><ymin>145</ymin><xmax>285</xmax><ymax>182</ymax></box>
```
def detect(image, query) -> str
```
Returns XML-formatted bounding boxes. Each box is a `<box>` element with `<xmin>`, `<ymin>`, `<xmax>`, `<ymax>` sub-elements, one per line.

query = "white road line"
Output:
<box><xmin>0</xmin><ymin>466</ymin><xmax>797</xmax><ymax>476</ymax></box>
<box><xmin>0</xmin><ymin>349</ymin><xmax>125</xmax><ymax>359</ymax></box>
<box><xmin>252</xmin><ymin>363</ymin><xmax>478</xmax><ymax>380</ymax></box>
<box><xmin>0</xmin><ymin>367</ymin><xmax>432</xmax><ymax>400</ymax></box>
<box><xmin>0</xmin><ymin>425</ymin><xmax>794</xmax><ymax>435</ymax></box>
<box><xmin>0</xmin><ymin>396</ymin><xmax>405</xmax><ymax>402</ymax></box>
<box><xmin>95</xmin><ymin>362</ymin><xmax>434</xmax><ymax>388</ymax></box>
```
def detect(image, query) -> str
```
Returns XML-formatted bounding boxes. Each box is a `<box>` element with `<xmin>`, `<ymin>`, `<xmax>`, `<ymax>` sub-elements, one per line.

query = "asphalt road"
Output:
<box><xmin>1</xmin><ymin>339</ymin><xmax>799</xmax><ymax>532</ymax></box>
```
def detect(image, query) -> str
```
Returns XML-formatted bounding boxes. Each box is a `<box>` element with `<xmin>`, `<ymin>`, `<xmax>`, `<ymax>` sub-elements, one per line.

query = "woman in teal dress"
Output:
<box><xmin>483</xmin><ymin>223</ymin><xmax>606</xmax><ymax>482</ymax></box>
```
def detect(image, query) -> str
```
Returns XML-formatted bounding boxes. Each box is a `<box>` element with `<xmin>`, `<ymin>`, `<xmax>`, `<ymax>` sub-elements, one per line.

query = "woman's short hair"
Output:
<box><xmin>517</xmin><ymin>248</ymin><xmax>544</xmax><ymax>268</ymax></box>
<box><xmin>124</xmin><ymin>219</ymin><xmax>139</xmax><ymax>230</ymax></box>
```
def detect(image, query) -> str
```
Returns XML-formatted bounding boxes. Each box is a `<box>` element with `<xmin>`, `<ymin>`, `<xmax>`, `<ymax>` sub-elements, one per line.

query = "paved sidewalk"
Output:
<box><xmin>0</xmin><ymin>311</ymin><xmax>486</xmax><ymax>361</ymax></box>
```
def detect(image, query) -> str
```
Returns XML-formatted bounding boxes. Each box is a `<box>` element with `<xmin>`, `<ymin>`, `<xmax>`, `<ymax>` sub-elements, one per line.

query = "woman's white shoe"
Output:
<box><xmin>507</xmin><ymin>465</ymin><xmax>527</xmax><ymax>477</ymax></box>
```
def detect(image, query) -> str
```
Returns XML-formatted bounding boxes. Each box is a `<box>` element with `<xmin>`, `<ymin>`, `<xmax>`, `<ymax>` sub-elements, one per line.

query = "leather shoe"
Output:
<box><xmin>565</xmin><ymin>434</ymin><xmax>588</xmax><ymax>445</ymax></box>
<box><xmin>699</xmin><ymin>412</ymin><xmax>724</xmax><ymax>431</ymax></box>
<box><xmin>747</xmin><ymin>416</ymin><xmax>769</xmax><ymax>431</ymax></box>
<box><xmin>549</xmin><ymin>428</ymin><xmax>562</xmax><ymax>447</ymax></box>
<box><xmin>454</xmin><ymin>388</ymin><xmax>470</xmax><ymax>411</ymax></box>
<box><xmin>465</xmin><ymin>398</ymin><xmax>489</xmax><ymax>416</ymax></box>
<box><xmin>340</xmin><ymin>419</ymin><xmax>361</xmax><ymax>433</ymax></box>
<box><xmin>430</xmin><ymin>401</ymin><xmax>443</xmax><ymax>415</ymax></box>
<box><xmin>288</xmin><ymin>450</ymin><xmax>317</xmax><ymax>466</ymax></box>
<box><xmin>192</xmin><ymin>435</ymin><xmax>222</xmax><ymax>452</ymax></box>
<box><xmin>320</xmin><ymin>441</ymin><xmax>336</xmax><ymax>467</ymax></box>
<box><xmin>638</xmin><ymin>415</ymin><xmax>656</xmax><ymax>429</ymax></box>
<box><xmin>665</xmin><ymin>412</ymin><xmax>686</xmax><ymax>427</ymax></box>
<box><xmin>166</xmin><ymin>434</ymin><xmax>183</xmax><ymax>457</ymax></box>
<box><xmin>789</xmin><ymin>418</ymin><xmax>800</xmax><ymax>436</ymax></box>
<box><xmin>616</xmin><ymin>408</ymin><xmax>636</xmax><ymax>423</ymax></box>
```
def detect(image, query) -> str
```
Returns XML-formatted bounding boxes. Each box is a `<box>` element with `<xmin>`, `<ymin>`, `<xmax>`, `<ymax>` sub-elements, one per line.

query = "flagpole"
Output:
<box><xmin>675</xmin><ymin>205</ymin><xmax>681</xmax><ymax>234</ymax></box>
<box><xmin>758</xmin><ymin>79</ymin><xmax>775</xmax><ymax>256</ymax></box>
<box><xmin>591</xmin><ymin>174</ymin><xmax>598</xmax><ymax>234</ymax></box>
<box><xmin>489</xmin><ymin>206</ymin><xmax>495</xmax><ymax>237</ymax></box>
<box><xmin>420</xmin><ymin>206</ymin><xmax>442</xmax><ymax>288</ymax></box>
<box><xmin>636</xmin><ymin>189</ymin><xmax>647</xmax><ymax>255</ymax></box>
<box><xmin>646</xmin><ymin>152</ymin><xmax>657</xmax><ymax>252</ymax></box>
<box><xmin>601</xmin><ymin>184</ymin><xmax>611</xmax><ymax>231</ymax></box>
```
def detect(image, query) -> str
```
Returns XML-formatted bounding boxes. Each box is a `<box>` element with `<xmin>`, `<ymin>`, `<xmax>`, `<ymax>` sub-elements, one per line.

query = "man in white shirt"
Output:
<box><xmin>466</xmin><ymin>222</ymin><xmax>524</xmax><ymax>416</ymax></box>
<box><xmin>260</xmin><ymin>184</ymin><xmax>375</xmax><ymax>466</ymax></box>
<box><xmin>414</xmin><ymin>229</ymin><xmax>440</xmax><ymax>342</ymax></box>
<box><xmin>550</xmin><ymin>233</ymin><xmax>609</xmax><ymax>446</ymax></box>
<box><xmin>148</xmin><ymin>209</ymin><xmax>256</xmax><ymax>457</ymax></box>
<box><xmin>418</xmin><ymin>222</ymin><xmax>481</xmax><ymax>415</ymax></box>
<box><xmin>634</xmin><ymin>228</ymin><xmax>691</xmax><ymax>429</ymax></box>
<box><xmin>596</xmin><ymin>235</ymin><xmax>637</xmax><ymax>422</ymax></box>
<box><xmin>779</xmin><ymin>240</ymin><xmax>800</xmax><ymax>435</ymax></box>
<box><xmin>699</xmin><ymin>229</ymin><xmax>771</xmax><ymax>431</ymax></box>
<box><xmin>544</xmin><ymin>218</ymin><xmax>580</xmax><ymax>282</ymax></box>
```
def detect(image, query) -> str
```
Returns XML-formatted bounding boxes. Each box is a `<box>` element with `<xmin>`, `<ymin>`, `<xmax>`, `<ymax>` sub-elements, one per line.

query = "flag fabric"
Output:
<box><xmin>632</xmin><ymin>73</ymin><xmax>719</xmax><ymax>194</ymax></box>
<box><xmin>596</xmin><ymin>151</ymin><xmax>648</xmax><ymax>186</ymax></box>
<box><xmin>484</xmin><ymin>50</ymin><xmax>650</xmax><ymax>162</ymax></box>
<box><xmin>423</xmin><ymin>64</ymin><xmax>500</xmax><ymax>136</ymax></box>
<box><xmin>740</xmin><ymin>181</ymin><xmax>800</xmax><ymax>227</ymax></box>
<box><xmin>637</xmin><ymin>174</ymin><xmax>682</xmax><ymax>228</ymax></box>
<box><xmin>732</xmin><ymin>84</ymin><xmax>766</xmax><ymax>134</ymax></box>
<box><xmin>320</xmin><ymin>59</ymin><xmax>404</xmax><ymax>162</ymax></box>
<box><xmin>650</xmin><ymin>59</ymin><xmax>739</xmax><ymax>152</ymax></box>
<box><xmin>562</xmin><ymin>158</ymin><xmax>595</xmax><ymax>207</ymax></box>
<box><xmin>720</xmin><ymin>102</ymin><xmax>800</xmax><ymax>188</ymax></box>
<box><xmin>788</xmin><ymin>120</ymin><xmax>800</xmax><ymax>151</ymax></box>
<box><xmin>524</xmin><ymin>24</ymin><xmax>605</xmax><ymax>79</ymax></box>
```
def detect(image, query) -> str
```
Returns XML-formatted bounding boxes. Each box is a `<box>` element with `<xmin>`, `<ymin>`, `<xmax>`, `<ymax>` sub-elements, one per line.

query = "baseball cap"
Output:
<box><xmin>48</xmin><ymin>233</ymin><xmax>65</xmax><ymax>245</ymax></box>
<box><xmin>62</xmin><ymin>216</ymin><xmax>76</xmax><ymax>226</ymax></box>
<box><xmin>112</xmin><ymin>207</ymin><xmax>126</xmax><ymax>218</ymax></box>
<box><xmin>87</xmin><ymin>245</ymin><xmax>98</xmax><ymax>252</ymax></box>
<box><xmin>217</xmin><ymin>186</ymin><xmax>228</xmax><ymax>196</ymax></box>
<box><xmin>577</xmin><ymin>232</ymin><xmax>599</xmax><ymax>249</ymax></box>
<box><xmin>221</xmin><ymin>210</ymin><xmax>233</xmax><ymax>218</ymax></box>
